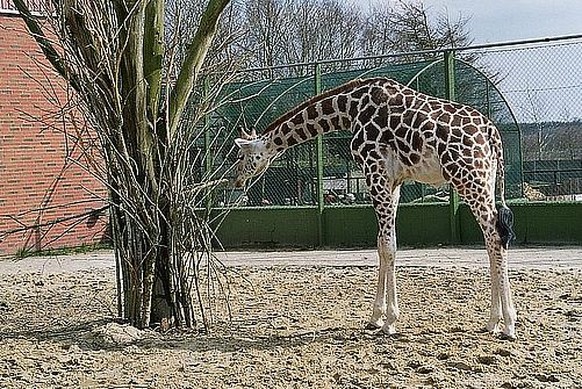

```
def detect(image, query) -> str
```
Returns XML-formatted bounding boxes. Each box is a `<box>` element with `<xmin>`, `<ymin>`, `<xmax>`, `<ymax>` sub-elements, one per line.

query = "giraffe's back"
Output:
<box><xmin>350</xmin><ymin>78</ymin><xmax>500</xmax><ymax>186</ymax></box>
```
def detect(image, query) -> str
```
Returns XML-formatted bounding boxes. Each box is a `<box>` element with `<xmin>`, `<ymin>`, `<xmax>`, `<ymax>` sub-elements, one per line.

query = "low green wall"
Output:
<box><xmin>322</xmin><ymin>204</ymin><xmax>451</xmax><ymax>247</ymax></box>
<box><xmin>214</xmin><ymin>202</ymin><xmax>582</xmax><ymax>248</ymax></box>
<box><xmin>322</xmin><ymin>206</ymin><xmax>376</xmax><ymax>246</ymax></box>
<box><xmin>512</xmin><ymin>202</ymin><xmax>582</xmax><ymax>244</ymax></box>
<box><xmin>457</xmin><ymin>201</ymin><xmax>582</xmax><ymax>245</ymax></box>
<box><xmin>213</xmin><ymin>207</ymin><xmax>319</xmax><ymax>248</ymax></box>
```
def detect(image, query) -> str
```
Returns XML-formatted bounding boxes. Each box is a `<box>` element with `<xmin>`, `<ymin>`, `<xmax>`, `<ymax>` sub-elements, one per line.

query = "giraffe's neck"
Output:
<box><xmin>261</xmin><ymin>79</ymin><xmax>374</xmax><ymax>154</ymax></box>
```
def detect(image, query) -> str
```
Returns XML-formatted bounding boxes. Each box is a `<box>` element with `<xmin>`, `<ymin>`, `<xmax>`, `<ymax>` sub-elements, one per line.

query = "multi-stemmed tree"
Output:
<box><xmin>14</xmin><ymin>0</ymin><xmax>232</xmax><ymax>330</ymax></box>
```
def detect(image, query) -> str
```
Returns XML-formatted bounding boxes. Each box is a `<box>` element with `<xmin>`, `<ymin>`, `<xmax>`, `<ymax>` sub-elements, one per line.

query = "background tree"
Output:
<box><xmin>236</xmin><ymin>0</ymin><xmax>473</xmax><ymax>69</ymax></box>
<box><xmin>387</xmin><ymin>1</ymin><xmax>472</xmax><ymax>53</ymax></box>
<box><xmin>243</xmin><ymin>0</ymin><xmax>289</xmax><ymax>68</ymax></box>
<box><xmin>283</xmin><ymin>0</ymin><xmax>363</xmax><ymax>66</ymax></box>
<box><xmin>14</xmin><ymin>0</ymin><xmax>232</xmax><ymax>330</ymax></box>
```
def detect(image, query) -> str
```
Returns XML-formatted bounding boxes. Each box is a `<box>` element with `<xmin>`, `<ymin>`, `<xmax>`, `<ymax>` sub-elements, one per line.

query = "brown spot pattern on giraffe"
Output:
<box><xmin>337</xmin><ymin>95</ymin><xmax>348</xmax><ymax>112</ymax></box>
<box><xmin>371</xmin><ymin>87</ymin><xmax>388</xmax><ymax>105</ymax></box>
<box><xmin>320</xmin><ymin>98</ymin><xmax>335</xmax><ymax>116</ymax></box>
<box><xmin>291</xmin><ymin>115</ymin><xmax>303</xmax><ymax>126</ymax></box>
<box><xmin>306</xmin><ymin>105</ymin><xmax>318</xmax><ymax>121</ymax></box>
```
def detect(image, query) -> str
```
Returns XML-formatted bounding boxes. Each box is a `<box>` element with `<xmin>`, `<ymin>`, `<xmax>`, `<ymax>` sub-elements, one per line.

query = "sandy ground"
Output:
<box><xmin>0</xmin><ymin>247</ymin><xmax>581</xmax><ymax>388</ymax></box>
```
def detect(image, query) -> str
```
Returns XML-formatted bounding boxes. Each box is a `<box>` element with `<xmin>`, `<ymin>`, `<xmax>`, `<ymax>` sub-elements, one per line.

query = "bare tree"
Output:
<box><xmin>239</xmin><ymin>0</ymin><xmax>364</xmax><ymax>72</ymax></box>
<box><xmin>284</xmin><ymin>0</ymin><xmax>320</xmax><ymax>64</ymax></box>
<box><xmin>14</xmin><ymin>0</ymin><xmax>233</xmax><ymax>330</ymax></box>
<box><xmin>554</xmin><ymin>109</ymin><xmax>582</xmax><ymax>160</ymax></box>
<box><xmin>360</xmin><ymin>5</ymin><xmax>395</xmax><ymax>58</ymax></box>
<box><xmin>237</xmin><ymin>0</ymin><xmax>473</xmax><ymax>73</ymax></box>
<box><xmin>522</xmin><ymin>89</ymin><xmax>554</xmax><ymax>160</ymax></box>
<box><xmin>243</xmin><ymin>0</ymin><xmax>290</xmax><ymax>68</ymax></box>
<box><xmin>361</xmin><ymin>0</ymin><xmax>473</xmax><ymax>59</ymax></box>
<box><xmin>311</xmin><ymin>0</ymin><xmax>363</xmax><ymax>63</ymax></box>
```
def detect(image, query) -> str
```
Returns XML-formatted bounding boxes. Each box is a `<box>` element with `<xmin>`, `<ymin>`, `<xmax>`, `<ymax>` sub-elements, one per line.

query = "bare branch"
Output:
<box><xmin>168</xmin><ymin>0</ymin><xmax>231</xmax><ymax>137</ymax></box>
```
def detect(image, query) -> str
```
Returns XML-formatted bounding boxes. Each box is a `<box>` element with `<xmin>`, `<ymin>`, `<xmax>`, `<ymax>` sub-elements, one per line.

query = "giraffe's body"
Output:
<box><xmin>234</xmin><ymin>77</ymin><xmax>517</xmax><ymax>339</ymax></box>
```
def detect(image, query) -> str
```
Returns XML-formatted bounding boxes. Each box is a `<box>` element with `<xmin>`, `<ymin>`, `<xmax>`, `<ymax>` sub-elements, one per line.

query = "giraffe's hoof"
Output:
<box><xmin>364</xmin><ymin>321</ymin><xmax>382</xmax><ymax>331</ymax></box>
<box><xmin>381</xmin><ymin>323</ymin><xmax>397</xmax><ymax>336</ymax></box>
<box><xmin>498</xmin><ymin>332</ymin><xmax>517</xmax><ymax>341</ymax></box>
<box><xmin>377</xmin><ymin>329</ymin><xmax>401</xmax><ymax>339</ymax></box>
<box><xmin>486</xmin><ymin>320</ymin><xmax>502</xmax><ymax>334</ymax></box>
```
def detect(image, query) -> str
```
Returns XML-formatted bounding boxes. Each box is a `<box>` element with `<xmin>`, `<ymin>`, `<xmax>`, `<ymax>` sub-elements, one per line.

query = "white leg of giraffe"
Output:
<box><xmin>500</xmin><ymin>254</ymin><xmax>517</xmax><ymax>339</ymax></box>
<box><xmin>485</xmin><ymin>242</ymin><xmax>503</xmax><ymax>333</ymax></box>
<box><xmin>484</xmin><ymin>229</ymin><xmax>516</xmax><ymax>338</ymax></box>
<box><xmin>459</xmin><ymin>187</ymin><xmax>517</xmax><ymax>339</ymax></box>
<box><xmin>366</xmin><ymin>182</ymin><xmax>401</xmax><ymax>335</ymax></box>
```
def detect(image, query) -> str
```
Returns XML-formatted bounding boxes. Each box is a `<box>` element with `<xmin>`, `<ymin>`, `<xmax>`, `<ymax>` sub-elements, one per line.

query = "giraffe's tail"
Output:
<box><xmin>497</xmin><ymin>206</ymin><xmax>515</xmax><ymax>249</ymax></box>
<box><xmin>492</xmin><ymin>125</ymin><xmax>516</xmax><ymax>249</ymax></box>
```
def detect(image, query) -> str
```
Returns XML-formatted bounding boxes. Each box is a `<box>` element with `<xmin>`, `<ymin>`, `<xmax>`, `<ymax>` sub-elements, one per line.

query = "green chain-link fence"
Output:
<box><xmin>469</xmin><ymin>38</ymin><xmax>582</xmax><ymax>200</ymax></box>
<box><xmin>204</xmin><ymin>35</ymin><xmax>582</xmax><ymax>207</ymax></box>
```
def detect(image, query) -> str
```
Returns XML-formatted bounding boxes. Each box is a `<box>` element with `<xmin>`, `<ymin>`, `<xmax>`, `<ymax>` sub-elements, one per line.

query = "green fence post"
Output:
<box><xmin>314</xmin><ymin>63</ymin><xmax>325</xmax><ymax>246</ymax></box>
<box><xmin>444</xmin><ymin>50</ymin><xmax>461</xmax><ymax>244</ymax></box>
<box><xmin>203</xmin><ymin>76</ymin><xmax>213</xmax><ymax>213</ymax></box>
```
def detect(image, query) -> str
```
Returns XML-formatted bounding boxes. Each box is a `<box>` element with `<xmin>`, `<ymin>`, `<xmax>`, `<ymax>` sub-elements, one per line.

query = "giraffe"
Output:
<box><xmin>233</xmin><ymin>77</ymin><xmax>517</xmax><ymax>340</ymax></box>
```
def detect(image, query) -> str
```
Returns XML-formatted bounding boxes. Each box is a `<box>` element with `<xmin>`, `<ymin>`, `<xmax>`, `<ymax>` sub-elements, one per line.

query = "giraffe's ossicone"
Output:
<box><xmin>233</xmin><ymin>77</ymin><xmax>517</xmax><ymax>340</ymax></box>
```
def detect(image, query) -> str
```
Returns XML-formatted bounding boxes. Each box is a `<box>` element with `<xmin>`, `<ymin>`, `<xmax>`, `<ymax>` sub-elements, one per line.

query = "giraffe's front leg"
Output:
<box><xmin>367</xmin><ymin>201</ymin><xmax>400</xmax><ymax>334</ymax></box>
<box><xmin>378</xmin><ymin>234</ymin><xmax>399</xmax><ymax>335</ymax></box>
<box><xmin>358</xmin><ymin>163</ymin><xmax>401</xmax><ymax>335</ymax></box>
<box><xmin>366</xmin><ymin>251</ymin><xmax>387</xmax><ymax>330</ymax></box>
<box><xmin>367</xmin><ymin>235</ymin><xmax>399</xmax><ymax>333</ymax></box>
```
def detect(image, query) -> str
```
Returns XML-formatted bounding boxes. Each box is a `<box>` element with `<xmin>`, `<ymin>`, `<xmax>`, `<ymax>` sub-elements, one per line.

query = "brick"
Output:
<box><xmin>0</xmin><ymin>15</ymin><xmax>107</xmax><ymax>255</ymax></box>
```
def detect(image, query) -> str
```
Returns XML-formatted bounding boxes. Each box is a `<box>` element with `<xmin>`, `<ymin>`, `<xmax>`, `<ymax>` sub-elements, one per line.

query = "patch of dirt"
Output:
<box><xmin>1</xmin><ymin>258</ymin><xmax>581</xmax><ymax>388</ymax></box>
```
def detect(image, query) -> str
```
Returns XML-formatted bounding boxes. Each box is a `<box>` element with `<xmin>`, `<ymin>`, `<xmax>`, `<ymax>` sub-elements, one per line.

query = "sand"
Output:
<box><xmin>1</xmin><ymin>247</ymin><xmax>581</xmax><ymax>388</ymax></box>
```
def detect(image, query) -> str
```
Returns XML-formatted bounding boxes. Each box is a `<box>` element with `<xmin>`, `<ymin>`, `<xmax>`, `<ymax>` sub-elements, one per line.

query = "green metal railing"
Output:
<box><xmin>314</xmin><ymin>63</ymin><xmax>325</xmax><ymax>245</ymax></box>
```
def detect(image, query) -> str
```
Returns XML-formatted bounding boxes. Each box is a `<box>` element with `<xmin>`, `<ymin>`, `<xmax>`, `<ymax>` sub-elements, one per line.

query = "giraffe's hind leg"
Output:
<box><xmin>455</xmin><ymin>183</ymin><xmax>517</xmax><ymax>339</ymax></box>
<box><xmin>482</xmin><ymin>222</ymin><xmax>517</xmax><ymax>340</ymax></box>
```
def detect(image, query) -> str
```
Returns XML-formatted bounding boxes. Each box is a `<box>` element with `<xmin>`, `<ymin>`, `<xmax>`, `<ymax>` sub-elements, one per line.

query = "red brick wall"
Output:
<box><xmin>0</xmin><ymin>13</ymin><xmax>108</xmax><ymax>255</ymax></box>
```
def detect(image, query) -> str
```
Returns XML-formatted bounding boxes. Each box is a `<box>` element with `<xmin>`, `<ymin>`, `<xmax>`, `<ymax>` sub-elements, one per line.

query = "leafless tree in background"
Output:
<box><xmin>242</xmin><ymin>0</ymin><xmax>289</xmax><ymax>68</ymax></box>
<box><xmin>283</xmin><ymin>0</ymin><xmax>363</xmax><ymax>67</ymax></box>
<box><xmin>360</xmin><ymin>0</ymin><xmax>473</xmax><ymax>65</ymax></box>
<box><xmin>360</xmin><ymin>5</ymin><xmax>394</xmax><ymax>59</ymax></box>
<box><xmin>522</xmin><ymin>89</ymin><xmax>554</xmax><ymax>160</ymax></box>
<box><xmin>237</xmin><ymin>0</ymin><xmax>473</xmax><ymax>69</ymax></box>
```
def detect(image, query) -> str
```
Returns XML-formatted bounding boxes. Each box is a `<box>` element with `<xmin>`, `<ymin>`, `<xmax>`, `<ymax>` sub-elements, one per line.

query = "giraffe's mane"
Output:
<box><xmin>264</xmin><ymin>77</ymin><xmax>388</xmax><ymax>133</ymax></box>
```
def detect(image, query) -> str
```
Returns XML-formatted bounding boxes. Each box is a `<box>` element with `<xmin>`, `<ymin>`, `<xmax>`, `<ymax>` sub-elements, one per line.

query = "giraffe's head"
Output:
<box><xmin>233</xmin><ymin>130</ymin><xmax>272</xmax><ymax>188</ymax></box>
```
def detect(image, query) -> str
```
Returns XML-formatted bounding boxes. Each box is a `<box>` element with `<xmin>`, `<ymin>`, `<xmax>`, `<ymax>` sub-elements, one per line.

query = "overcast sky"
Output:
<box><xmin>355</xmin><ymin>0</ymin><xmax>582</xmax><ymax>44</ymax></box>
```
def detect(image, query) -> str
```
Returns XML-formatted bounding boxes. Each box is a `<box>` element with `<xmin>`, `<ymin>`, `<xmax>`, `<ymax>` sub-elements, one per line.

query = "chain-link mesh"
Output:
<box><xmin>465</xmin><ymin>39</ymin><xmax>582</xmax><ymax>201</ymax></box>
<box><xmin>206</xmin><ymin>37</ymin><xmax>582</xmax><ymax>207</ymax></box>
